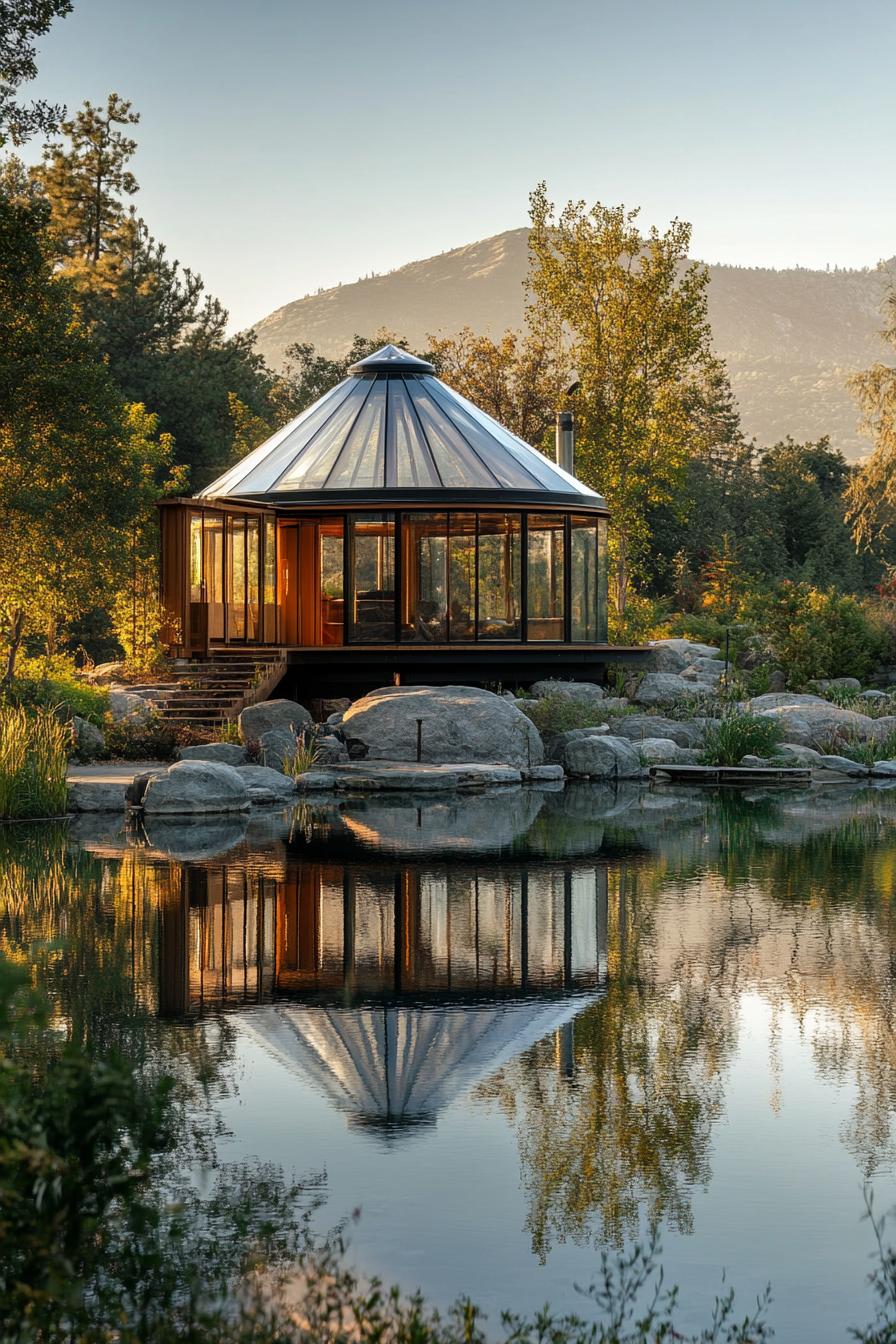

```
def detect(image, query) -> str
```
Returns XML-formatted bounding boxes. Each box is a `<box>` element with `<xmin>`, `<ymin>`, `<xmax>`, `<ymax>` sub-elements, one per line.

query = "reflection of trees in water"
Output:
<box><xmin>0</xmin><ymin>825</ymin><xmax>236</xmax><ymax>1155</ymax></box>
<box><xmin>485</xmin><ymin>792</ymin><xmax>896</xmax><ymax>1256</ymax></box>
<box><xmin>480</xmin><ymin>865</ymin><xmax>738</xmax><ymax>1258</ymax></box>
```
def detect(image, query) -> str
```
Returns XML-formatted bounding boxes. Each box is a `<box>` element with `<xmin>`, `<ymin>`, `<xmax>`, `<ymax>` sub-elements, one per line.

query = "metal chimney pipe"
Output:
<box><xmin>555</xmin><ymin>410</ymin><xmax>574</xmax><ymax>475</ymax></box>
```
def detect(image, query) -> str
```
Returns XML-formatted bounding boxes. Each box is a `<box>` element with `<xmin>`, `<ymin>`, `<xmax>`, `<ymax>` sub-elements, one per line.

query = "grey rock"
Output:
<box><xmin>325</xmin><ymin>711</ymin><xmax>345</xmax><ymax>728</ymax></box>
<box><xmin>753</xmin><ymin>698</ymin><xmax>874</xmax><ymax>745</ymax></box>
<box><xmin>859</xmin><ymin>689</ymin><xmax>889</xmax><ymax>702</ymax></box>
<box><xmin>615</xmin><ymin>715</ymin><xmax>705</xmax><ymax>748</ymax></box>
<box><xmin>636</xmin><ymin>737</ymin><xmax>684</xmax><ymax>765</ymax></box>
<box><xmin>72</xmin><ymin>715</ymin><xmax>105</xmax><ymax>760</ymax></box>
<box><xmin>812</xmin><ymin>676</ymin><xmax>862</xmax><ymax>693</ymax></box>
<box><xmin>320</xmin><ymin>697</ymin><xmax>351</xmax><ymax>716</ymax></box>
<box><xmin>258</xmin><ymin>727</ymin><xmax>301</xmax><ymax>772</ymax></box>
<box><xmin>177</xmin><ymin>742</ymin><xmax>248</xmax><ymax>766</ymax></box>
<box><xmin>817</xmin><ymin>754</ymin><xmax>870</xmax><ymax>777</ymax></box>
<box><xmin>316</xmin><ymin>733</ymin><xmax>349</xmax><ymax>764</ymax></box>
<box><xmin>767</xmin><ymin>669</ymin><xmax>787</xmax><ymax>693</ymax></box>
<box><xmin>529</xmin><ymin>679</ymin><xmax>604</xmax><ymax>701</ymax></box>
<box><xmin>125</xmin><ymin>768</ymin><xmax>167</xmax><ymax>806</ymax></box>
<box><xmin>68</xmin><ymin>780</ymin><xmax>128</xmax><ymax>812</ymax></box>
<box><xmin>739</xmin><ymin>754</ymin><xmax>771</xmax><ymax>768</ymax></box>
<box><xmin>684</xmin><ymin>642</ymin><xmax>722</xmax><ymax>660</ymax></box>
<box><xmin>632</xmin><ymin>673</ymin><xmax>706</xmax><ymax>707</ymax></box>
<box><xmin>645</xmin><ymin>643</ymin><xmax>688</xmax><ymax>673</ymax></box>
<box><xmin>235</xmin><ymin>764</ymin><xmax>297</xmax><ymax>799</ymax></box>
<box><xmin>238</xmin><ymin>698</ymin><xmax>312</xmax><ymax>745</ymax></box>
<box><xmin>692</xmin><ymin>657</ymin><xmax>727</xmax><ymax>674</ymax></box>
<box><xmin>293</xmin><ymin>769</ymin><xmax>338</xmax><ymax>791</ymax></box>
<box><xmin>543</xmin><ymin>725</ymin><xmax>610</xmax><ymax>762</ymax></box>
<box><xmin>871</xmin><ymin>717</ymin><xmax>896</xmax><ymax>742</ymax></box>
<box><xmin>557</xmin><ymin>734</ymin><xmax>643</xmax><ymax>779</ymax></box>
<box><xmin>871</xmin><ymin>761</ymin><xmax>896</xmax><ymax>777</ymax></box>
<box><xmin>107</xmin><ymin>690</ymin><xmax>153</xmax><ymax>723</ymax></box>
<box><xmin>339</xmin><ymin>684</ymin><xmax>544</xmax><ymax>769</ymax></box>
<box><xmin>524</xmin><ymin>763</ymin><xmax>565</xmax><ymax>781</ymax></box>
<box><xmin>248</xmin><ymin>787</ymin><xmax>278</xmax><ymax>805</ymax></box>
<box><xmin>748</xmin><ymin>693</ymin><xmax>827</xmax><ymax>712</ymax></box>
<box><xmin>142</xmin><ymin>761</ymin><xmax>250</xmax><ymax>814</ymax></box>
<box><xmin>777</xmin><ymin>743</ymin><xmax>824</xmax><ymax>766</ymax></box>
<box><xmin>600</xmin><ymin>697</ymin><xmax>630</xmax><ymax>713</ymax></box>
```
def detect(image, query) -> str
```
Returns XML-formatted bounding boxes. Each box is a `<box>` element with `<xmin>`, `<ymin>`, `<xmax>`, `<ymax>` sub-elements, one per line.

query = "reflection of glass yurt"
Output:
<box><xmin>158</xmin><ymin>345</ymin><xmax>642</xmax><ymax>694</ymax></box>
<box><xmin>241</xmin><ymin>997</ymin><xmax>600</xmax><ymax>1137</ymax></box>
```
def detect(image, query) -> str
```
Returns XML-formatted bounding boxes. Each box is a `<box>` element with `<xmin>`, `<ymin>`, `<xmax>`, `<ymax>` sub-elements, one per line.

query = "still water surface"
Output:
<box><xmin>5</xmin><ymin>782</ymin><xmax>896</xmax><ymax>1341</ymax></box>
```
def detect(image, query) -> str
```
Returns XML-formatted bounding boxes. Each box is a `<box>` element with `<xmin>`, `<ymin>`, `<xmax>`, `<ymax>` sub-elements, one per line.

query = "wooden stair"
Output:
<box><xmin>152</xmin><ymin>648</ymin><xmax>287</xmax><ymax>729</ymax></box>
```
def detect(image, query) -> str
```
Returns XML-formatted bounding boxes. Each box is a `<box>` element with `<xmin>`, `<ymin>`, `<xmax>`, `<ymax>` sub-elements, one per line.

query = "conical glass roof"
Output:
<box><xmin>198</xmin><ymin>344</ymin><xmax>603</xmax><ymax>506</ymax></box>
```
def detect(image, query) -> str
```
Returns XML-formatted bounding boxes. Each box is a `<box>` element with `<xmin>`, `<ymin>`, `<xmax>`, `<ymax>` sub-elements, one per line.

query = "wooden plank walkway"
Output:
<box><xmin>649</xmin><ymin>764</ymin><xmax>812</xmax><ymax>788</ymax></box>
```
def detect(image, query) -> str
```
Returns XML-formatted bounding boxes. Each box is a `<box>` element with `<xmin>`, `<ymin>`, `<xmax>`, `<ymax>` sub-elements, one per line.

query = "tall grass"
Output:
<box><xmin>699</xmin><ymin>711</ymin><xmax>784</xmax><ymax>766</ymax></box>
<box><xmin>0</xmin><ymin>705</ymin><xmax>70</xmax><ymax>820</ymax></box>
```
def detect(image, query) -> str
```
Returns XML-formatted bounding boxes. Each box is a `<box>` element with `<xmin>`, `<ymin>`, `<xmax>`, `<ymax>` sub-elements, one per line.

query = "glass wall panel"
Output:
<box><xmin>348</xmin><ymin>514</ymin><xmax>395</xmax><ymax>643</ymax></box>
<box><xmin>320</xmin><ymin>519</ymin><xmax>344</xmax><ymax>645</ymax></box>
<box><xmin>570</xmin><ymin>515</ymin><xmax>598</xmax><ymax>642</ymax></box>
<box><xmin>448</xmin><ymin>513</ymin><xmax>476</xmax><ymax>641</ymax></box>
<box><xmin>246</xmin><ymin>517</ymin><xmax>260</xmax><ymax>641</ymax></box>
<box><xmin>189</xmin><ymin>513</ymin><xmax>203</xmax><ymax>602</ymax></box>
<box><xmin>263</xmin><ymin>518</ymin><xmax>277</xmax><ymax>643</ymax></box>
<box><xmin>226</xmin><ymin>515</ymin><xmax>246</xmax><ymax>641</ymax></box>
<box><xmin>203</xmin><ymin>513</ymin><xmax>225</xmax><ymax>639</ymax></box>
<box><xmin>402</xmin><ymin>513</ymin><xmax>448</xmax><ymax>642</ymax></box>
<box><xmin>597</xmin><ymin>517</ymin><xmax>608</xmax><ymax>642</ymax></box>
<box><xmin>527</xmin><ymin>513</ymin><xmax>565</xmax><ymax>641</ymax></box>
<box><xmin>477</xmin><ymin>513</ymin><xmax>521</xmax><ymax>641</ymax></box>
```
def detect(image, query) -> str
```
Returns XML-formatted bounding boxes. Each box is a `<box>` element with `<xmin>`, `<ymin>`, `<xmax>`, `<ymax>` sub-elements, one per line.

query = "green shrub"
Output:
<box><xmin>103</xmin><ymin>713</ymin><xmax>179</xmax><ymax>762</ymax></box>
<box><xmin>0</xmin><ymin>704</ymin><xmax>70</xmax><ymax>819</ymax></box>
<box><xmin>518</xmin><ymin>693</ymin><xmax>611</xmax><ymax>734</ymax></box>
<box><xmin>699</xmin><ymin>711</ymin><xmax>784</xmax><ymax>766</ymax></box>
<box><xmin>760</xmin><ymin>583</ymin><xmax>888</xmax><ymax>687</ymax></box>
<box><xmin>3</xmin><ymin>654</ymin><xmax>108</xmax><ymax>726</ymax></box>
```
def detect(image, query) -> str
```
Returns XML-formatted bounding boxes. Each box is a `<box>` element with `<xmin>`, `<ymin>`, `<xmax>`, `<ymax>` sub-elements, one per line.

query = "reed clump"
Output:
<box><xmin>0</xmin><ymin>705</ymin><xmax>70</xmax><ymax>820</ymax></box>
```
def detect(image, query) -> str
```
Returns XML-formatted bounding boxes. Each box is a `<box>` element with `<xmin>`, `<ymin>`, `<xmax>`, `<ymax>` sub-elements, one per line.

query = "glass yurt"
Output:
<box><xmin>159</xmin><ymin>345</ymin><xmax>632</xmax><ymax>693</ymax></box>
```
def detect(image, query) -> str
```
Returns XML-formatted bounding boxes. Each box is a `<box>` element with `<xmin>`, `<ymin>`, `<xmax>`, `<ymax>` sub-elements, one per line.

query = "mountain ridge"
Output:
<box><xmin>250</xmin><ymin>228</ymin><xmax>893</xmax><ymax>460</ymax></box>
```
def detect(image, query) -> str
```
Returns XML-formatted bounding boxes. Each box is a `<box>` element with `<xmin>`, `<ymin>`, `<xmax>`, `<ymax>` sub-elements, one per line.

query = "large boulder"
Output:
<box><xmin>68</xmin><ymin>780</ymin><xmax>129</xmax><ymax>812</ymax></box>
<box><xmin>614</xmin><ymin>715</ymin><xmax>705</xmax><ymax>748</ymax></box>
<box><xmin>557</xmin><ymin>734</ymin><xmax>643</xmax><ymax>780</ymax></box>
<box><xmin>748</xmin><ymin>693</ymin><xmax>874</xmax><ymax>746</ymax></box>
<box><xmin>645</xmin><ymin>642</ymin><xmax>688</xmax><ymax>674</ymax></box>
<box><xmin>177</xmin><ymin>742</ymin><xmax>248</xmax><ymax>766</ymax></box>
<box><xmin>543</xmin><ymin>725</ymin><xmax>609</xmax><ymax>763</ymax></box>
<box><xmin>142</xmin><ymin>761</ymin><xmax>250</xmax><ymax>814</ymax></box>
<box><xmin>235</xmin><ymin>764</ymin><xmax>297</xmax><ymax>800</ymax></box>
<box><xmin>107</xmin><ymin>690</ymin><xmax>153</xmax><ymax>724</ymax></box>
<box><xmin>72</xmin><ymin>715</ymin><xmax>105</xmax><ymax>761</ymax></box>
<box><xmin>339</xmin><ymin>684</ymin><xmax>544</xmax><ymax>768</ymax></box>
<box><xmin>529</xmin><ymin>679</ymin><xmax>604</xmax><ymax>702</ymax></box>
<box><xmin>238</xmin><ymin>698</ymin><xmax>312</xmax><ymax>745</ymax></box>
<box><xmin>632</xmin><ymin>673</ymin><xmax>707</xmax><ymax>707</ymax></box>
<box><xmin>636</xmin><ymin>737</ymin><xmax>685</xmax><ymax>765</ymax></box>
<box><xmin>259</xmin><ymin>727</ymin><xmax>300</xmax><ymax>772</ymax></box>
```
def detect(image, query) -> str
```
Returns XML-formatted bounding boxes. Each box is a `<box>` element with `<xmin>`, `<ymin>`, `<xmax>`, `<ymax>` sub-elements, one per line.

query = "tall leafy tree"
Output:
<box><xmin>528</xmin><ymin>183</ymin><xmax>714</xmax><ymax>616</ymax></box>
<box><xmin>0</xmin><ymin>180</ymin><xmax>171</xmax><ymax>678</ymax></box>
<box><xmin>847</xmin><ymin>286</ymin><xmax>896</xmax><ymax>555</ymax></box>
<box><xmin>427</xmin><ymin>326</ymin><xmax>566</xmax><ymax>450</ymax></box>
<box><xmin>0</xmin><ymin>0</ymin><xmax>71</xmax><ymax>146</ymax></box>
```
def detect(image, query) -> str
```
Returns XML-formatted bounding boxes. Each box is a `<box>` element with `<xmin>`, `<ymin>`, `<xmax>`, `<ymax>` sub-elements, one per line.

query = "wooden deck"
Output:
<box><xmin>649</xmin><ymin>764</ymin><xmax>812</xmax><ymax>788</ymax></box>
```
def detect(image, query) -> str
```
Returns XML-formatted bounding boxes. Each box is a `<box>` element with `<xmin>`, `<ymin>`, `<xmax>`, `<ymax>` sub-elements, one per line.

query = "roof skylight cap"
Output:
<box><xmin>349</xmin><ymin>343</ymin><xmax>435</xmax><ymax>375</ymax></box>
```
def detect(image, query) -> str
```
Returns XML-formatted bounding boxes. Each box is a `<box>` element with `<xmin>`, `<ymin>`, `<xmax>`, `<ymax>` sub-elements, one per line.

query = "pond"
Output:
<box><xmin>5</xmin><ymin>781</ymin><xmax>896</xmax><ymax>1341</ymax></box>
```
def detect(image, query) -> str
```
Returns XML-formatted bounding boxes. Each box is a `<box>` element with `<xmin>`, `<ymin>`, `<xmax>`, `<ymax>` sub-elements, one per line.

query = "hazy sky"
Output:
<box><xmin>21</xmin><ymin>0</ymin><xmax>896</xmax><ymax>331</ymax></box>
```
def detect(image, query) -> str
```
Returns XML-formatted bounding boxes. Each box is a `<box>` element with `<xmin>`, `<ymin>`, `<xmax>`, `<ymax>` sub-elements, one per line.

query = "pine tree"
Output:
<box><xmin>34</xmin><ymin>93</ymin><xmax>139</xmax><ymax>284</ymax></box>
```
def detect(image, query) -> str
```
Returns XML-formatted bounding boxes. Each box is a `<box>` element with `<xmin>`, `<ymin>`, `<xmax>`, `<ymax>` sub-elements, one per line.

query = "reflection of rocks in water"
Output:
<box><xmin>241</xmin><ymin>996</ymin><xmax>599</xmax><ymax>1142</ymax></box>
<box><xmin>68</xmin><ymin>811</ymin><xmax>132</xmax><ymax>851</ymax></box>
<box><xmin>296</xmin><ymin>788</ymin><xmax>545</xmax><ymax>858</ymax></box>
<box><xmin>142</xmin><ymin>813</ymin><xmax>249</xmax><ymax>862</ymax></box>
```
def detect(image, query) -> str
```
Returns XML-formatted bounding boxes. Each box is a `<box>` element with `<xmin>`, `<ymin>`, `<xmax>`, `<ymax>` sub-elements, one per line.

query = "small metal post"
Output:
<box><xmin>416</xmin><ymin>718</ymin><xmax>423</xmax><ymax>762</ymax></box>
<box><xmin>724</xmin><ymin>627</ymin><xmax>731</xmax><ymax>688</ymax></box>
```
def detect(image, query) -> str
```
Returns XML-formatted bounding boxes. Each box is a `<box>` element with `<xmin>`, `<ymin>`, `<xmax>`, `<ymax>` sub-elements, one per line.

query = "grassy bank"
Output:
<box><xmin>0</xmin><ymin>705</ymin><xmax>69</xmax><ymax>820</ymax></box>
